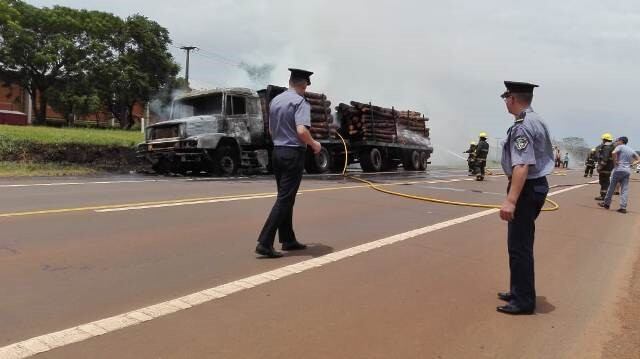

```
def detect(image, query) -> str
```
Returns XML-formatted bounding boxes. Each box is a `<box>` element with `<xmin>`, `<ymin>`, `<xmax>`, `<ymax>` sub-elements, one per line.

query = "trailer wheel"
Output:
<box><xmin>331</xmin><ymin>150</ymin><xmax>347</xmax><ymax>173</ymax></box>
<box><xmin>405</xmin><ymin>150</ymin><xmax>420</xmax><ymax>171</ymax></box>
<box><xmin>210</xmin><ymin>146</ymin><xmax>239</xmax><ymax>176</ymax></box>
<box><xmin>305</xmin><ymin>147</ymin><xmax>331</xmax><ymax>174</ymax></box>
<box><xmin>360</xmin><ymin>147</ymin><xmax>384</xmax><ymax>172</ymax></box>
<box><xmin>418</xmin><ymin>151</ymin><xmax>429</xmax><ymax>171</ymax></box>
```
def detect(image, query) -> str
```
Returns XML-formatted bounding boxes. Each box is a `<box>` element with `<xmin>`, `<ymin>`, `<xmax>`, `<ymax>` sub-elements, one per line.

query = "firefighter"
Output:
<box><xmin>464</xmin><ymin>141</ymin><xmax>477</xmax><ymax>175</ymax></box>
<box><xmin>595</xmin><ymin>133</ymin><xmax>615</xmax><ymax>201</ymax></box>
<box><xmin>584</xmin><ymin>148</ymin><xmax>596</xmax><ymax>177</ymax></box>
<box><xmin>474</xmin><ymin>133</ymin><xmax>490</xmax><ymax>181</ymax></box>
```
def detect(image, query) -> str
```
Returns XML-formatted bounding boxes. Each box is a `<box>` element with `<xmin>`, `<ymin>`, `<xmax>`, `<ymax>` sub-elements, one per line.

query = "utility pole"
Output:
<box><xmin>180</xmin><ymin>46</ymin><xmax>198</xmax><ymax>86</ymax></box>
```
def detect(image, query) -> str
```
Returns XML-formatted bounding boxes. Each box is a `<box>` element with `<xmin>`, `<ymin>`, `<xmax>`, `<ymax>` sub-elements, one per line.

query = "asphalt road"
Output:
<box><xmin>0</xmin><ymin>168</ymin><xmax>638</xmax><ymax>358</ymax></box>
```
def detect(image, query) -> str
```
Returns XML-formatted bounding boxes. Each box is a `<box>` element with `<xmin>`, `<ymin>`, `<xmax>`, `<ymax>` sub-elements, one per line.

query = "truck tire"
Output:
<box><xmin>331</xmin><ymin>150</ymin><xmax>347</xmax><ymax>173</ymax></box>
<box><xmin>152</xmin><ymin>159</ymin><xmax>172</xmax><ymax>175</ymax></box>
<box><xmin>305</xmin><ymin>147</ymin><xmax>331</xmax><ymax>174</ymax></box>
<box><xmin>403</xmin><ymin>150</ymin><xmax>420</xmax><ymax>171</ymax></box>
<box><xmin>360</xmin><ymin>147</ymin><xmax>383</xmax><ymax>172</ymax></box>
<box><xmin>210</xmin><ymin>146</ymin><xmax>239</xmax><ymax>176</ymax></box>
<box><xmin>418</xmin><ymin>151</ymin><xmax>429</xmax><ymax>171</ymax></box>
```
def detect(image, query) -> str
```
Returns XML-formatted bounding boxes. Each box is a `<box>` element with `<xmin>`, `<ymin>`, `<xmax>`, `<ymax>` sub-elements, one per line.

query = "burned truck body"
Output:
<box><xmin>139</xmin><ymin>88</ymin><xmax>269</xmax><ymax>175</ymax></box>
<box><xmin>138</xmin><ymin>85</ymin><xmax>433</xmax><ymax>175</ymax></box>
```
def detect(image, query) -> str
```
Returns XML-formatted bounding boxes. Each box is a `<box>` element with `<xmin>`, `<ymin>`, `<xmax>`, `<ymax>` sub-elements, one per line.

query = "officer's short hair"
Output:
<box><xmin>512</xmin><ymin>92</ymin><xmax>533</xmax><ymax>105</ymax></box>
<box><xmin>289</xmin><ymin>77</ymin><xmax>308</xmax><ymax>87</ymax></box>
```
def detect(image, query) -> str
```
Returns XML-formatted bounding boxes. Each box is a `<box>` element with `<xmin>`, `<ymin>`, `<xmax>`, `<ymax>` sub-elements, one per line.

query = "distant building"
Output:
<box><xmin>0</xmin><ymin>78</ymin><xmax>156</xmax><ymax>127</ymax></box>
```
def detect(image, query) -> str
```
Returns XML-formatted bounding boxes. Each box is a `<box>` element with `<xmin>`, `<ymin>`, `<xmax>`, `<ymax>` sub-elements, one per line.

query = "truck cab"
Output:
<box><xmin>138</xmin><ymin>88</ymin><xmax>270</xmax><ymax>175</ymax></box>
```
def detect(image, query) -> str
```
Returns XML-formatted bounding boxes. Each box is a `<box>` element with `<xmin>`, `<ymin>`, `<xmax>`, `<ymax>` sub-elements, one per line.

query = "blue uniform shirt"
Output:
<box><xmin>501</xmin><ymin>107</ymin><xmax>555</xmax><ymax>179</ymax></box>
<box><xmin>269</xmin><ymin>89</ymin><xmax>311</xmax><ymax>148</ymax></box>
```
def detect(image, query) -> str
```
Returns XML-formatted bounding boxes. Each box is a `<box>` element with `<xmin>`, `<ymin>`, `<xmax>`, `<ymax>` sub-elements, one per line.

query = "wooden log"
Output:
<box><xmin>311</xmin><ymin>105</ymin><xmax>331</xmax><ymax>114</ymax></box>
<box><xmin>363</xmin><ymin>128</ymin><xmax>396</xmax><ymax>136</ymax></box>
<box><xmin>362</xmin><ymin>122</ymin><xmax>396</xmax><ymax>128</ymax></box>
<box><xmin>306</xmin><ymin>98</ymin><xmax>331</xmax><ymax>107</ymax></box>
<box><xmin>311</xmin><ymin>113</ymin><xmax>333</xmax><ymax>122</ymax></box>
<box><xmin>304</xmin><ymin>92</ymin><xmax>326</xmax><ymax>100</ymax></box>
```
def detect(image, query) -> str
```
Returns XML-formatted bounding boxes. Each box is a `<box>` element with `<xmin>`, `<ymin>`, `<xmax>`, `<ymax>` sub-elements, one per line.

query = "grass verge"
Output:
<box><xmin>0</xmin><ymin>124</ymin><xmax>143</xmax><ymax>146</ymax></box>
<box><xmin>0</xmin><ymin>162</ymin><xmax>97</xmax><ymax>177</ymax></box>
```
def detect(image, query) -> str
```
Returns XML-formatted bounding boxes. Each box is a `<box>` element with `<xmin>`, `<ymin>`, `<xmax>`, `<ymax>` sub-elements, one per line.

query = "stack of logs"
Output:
<box><xmin>396</xmin><ymin>110</ymin><xmax>430</xmax><ymax>144</ymax></box>
<box><xmin>337</xmin><ymin>101</ymin><xmax>429</xmax><ymax>143</ymax></box>
<box><xmin>305</xmin><ymin>91</ymin><xmax>337</xmax><ymax>140</ymax></box>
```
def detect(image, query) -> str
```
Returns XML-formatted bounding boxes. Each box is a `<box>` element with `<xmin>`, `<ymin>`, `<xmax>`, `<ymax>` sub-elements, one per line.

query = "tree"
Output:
<box><xmin>0</xmin><ymin>1</ymin><xmax>122</xmax><ymax>124</ymax></box>
<box><xmin>94</xmin><ymin>15</ymin><xmax>179</xmax><ymax>129</ymax></box>
<box><xmin>0</xmin><ymin>1</ymin><xmax>179</xmax><ymax>128</ymax></box>
<box><xmin>561</xmin><ymin>137</ymin><xmax>590</xmax><ymax>161</ymax></box>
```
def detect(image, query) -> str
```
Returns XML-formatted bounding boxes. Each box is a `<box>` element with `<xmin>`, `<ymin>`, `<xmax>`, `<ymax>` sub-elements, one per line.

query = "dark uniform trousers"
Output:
<box><xmin>507</xmin><ymin>176</ymin><xmax>548</xmax><ymax>310</ymax></box>
<box><xmin>474</xmin><ymin>159</ymin><xmax>486</xmax><ymax>177</ymax></box>
<box><xmin>258</xmin><ymin>146</ymin><xmax>306</xmax><ymax>247</ymax></box>
<box><xmin>584</xmin><ymin>165</ymin><xmax>594</xmax><ymax>177</ymax></box>
<box><xmin>599</xmin><ymin>171</ymin><xmax>611</xmax><ymax>198</ymax></box>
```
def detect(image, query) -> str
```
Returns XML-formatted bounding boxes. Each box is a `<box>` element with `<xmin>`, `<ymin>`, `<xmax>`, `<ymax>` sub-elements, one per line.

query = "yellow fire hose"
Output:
<box><xmin>334</xmin><ymin>133</ymin><xmax>560</xmax><ymax>211</ymax></box>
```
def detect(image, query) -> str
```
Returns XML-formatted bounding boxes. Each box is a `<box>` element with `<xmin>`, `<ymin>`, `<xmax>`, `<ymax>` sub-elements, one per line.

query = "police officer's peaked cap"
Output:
<box><xmin>500</xmin><ymin>81</ymin><xmax>539</xmax><ymax>98</ymax></box>
<box><xmin>288</xmin><ymin>68</ymin><xmax>313</xmax><ymax>85</ymax></box>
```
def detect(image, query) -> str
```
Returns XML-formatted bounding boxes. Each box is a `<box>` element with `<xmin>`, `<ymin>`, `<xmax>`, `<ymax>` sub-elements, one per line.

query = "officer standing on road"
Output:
<box><xmin>255</xmin><ymin>68</ymin><xmax>322</xmax><ymax>258</ymax></box>
<box><xmin>584</xmin><ymin>148</ymin><xmax>596</xmax><ymax>177</ymax></box>
<box><xmin>594</xmin><ymin>133</ymin><xmax>615</xmax><ymax>201</ymax></box>
<box><xmin>474</xmin><ymin>133</ymin><xmax>490</xmax><ymax>181</ymax></box>
<box><xmin>464</xmin><ymin>141</ymin><xmax>477</xmax><ymax>175</ymax></box>
<box><xmin>497</xmin><ymin>81</ymin><xmax>554</xmax><ymax>315</ymax></box>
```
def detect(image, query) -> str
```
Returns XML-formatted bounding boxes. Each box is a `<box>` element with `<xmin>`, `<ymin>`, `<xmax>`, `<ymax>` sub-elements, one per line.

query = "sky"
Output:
<box><xmin>30</xmin><ymin>0</ymin><xmax>640</xmax><ymax>162</ymax></box>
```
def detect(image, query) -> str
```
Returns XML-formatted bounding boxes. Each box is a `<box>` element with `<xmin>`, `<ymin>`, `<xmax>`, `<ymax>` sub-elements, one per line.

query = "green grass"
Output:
<box><xmin>0</xmin><ymin>162</ymin><xmax>97</xmax><ymax>177</ymax></box>
<box><xmin>0</xmin><ymin>125</ymin><xmax>143</xmax><ymax>147</ymax></box>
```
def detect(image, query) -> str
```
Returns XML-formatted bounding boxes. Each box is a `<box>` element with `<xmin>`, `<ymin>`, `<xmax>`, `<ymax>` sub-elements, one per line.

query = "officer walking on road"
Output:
<box><xmin>497</xmin><ymin>81</ymin><xmax>554</xmax><ymax>315</ymax></box>
<box><xmin>595</xmin><ymin>133</ymin><xmax>615</xmax><ymax>201</ymax></box>
<box><xmin>256</xmin><ymin>68</ymin><xmax>322</xmax><ymax>258</ymax></box>
<box><xmin>474</xmin><ymin>133</ymin><xmax>490</xmax><ymax>181</ymax></box>
<box><xmin>464</xmin><ymin>141</ymin><xmax>477</xmax><ymax>175</ymax></box>
<box><xmin>584</xmin><ymin>148</ymin><xmax>596</xmax><ymax>177</ymax></box>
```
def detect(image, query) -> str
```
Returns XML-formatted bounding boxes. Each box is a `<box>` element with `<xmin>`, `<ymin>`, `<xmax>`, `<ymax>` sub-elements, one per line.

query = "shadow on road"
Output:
<box><xmin>536</xmin><ymin>296</ymin><xmax>556</xmax><ymax>314</ymax></box>
<box><xmin>283</xmin><ymin>243</ymin><xmax>334</xmax><ymax>258</ymax></box>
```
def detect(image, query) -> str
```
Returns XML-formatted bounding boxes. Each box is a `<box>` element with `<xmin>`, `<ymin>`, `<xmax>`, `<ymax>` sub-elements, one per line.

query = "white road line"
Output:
<box><xmin>0</xmin><ymin>183</ymin><xmax>591</xmax><ymax>358</ymax></box>
<box><xmin>0</xmin><ymin>179</ymin><xmax>168</xmax><ymax>188</ymax></box>
<box><xmin>95</xmin><ymin>194</ymin><xmax>278</xmax><ymax>212</ymax></box>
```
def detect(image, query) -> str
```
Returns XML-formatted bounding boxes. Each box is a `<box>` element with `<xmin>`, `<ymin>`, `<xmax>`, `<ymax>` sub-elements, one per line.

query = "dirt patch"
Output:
<box><xmin>601</xmin><ymin>247</ymin><xmax>640</xmax><ymax>358</ymax></box>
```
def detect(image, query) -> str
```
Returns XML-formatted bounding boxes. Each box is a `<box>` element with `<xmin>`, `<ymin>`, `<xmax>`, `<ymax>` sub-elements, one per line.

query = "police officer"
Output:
<box><xmin>255</xmin><ymin>68</ymin><xmax>322</xmax><ymax>258</ymax></box>
<box><xmin>497</xmin><ymin>81</ymin><xmax>554</xmax><ymax>315</ymax></box>
<box><xmin>474</xmin><ymin>133</ymin><xmax>490</xmax><ymax>181</ymax></box>
<box><xmin>595</xmin><ymin>133</ymin><xmax>615</xmax><ymax>200</ymax></box>
<box><xmin>464</xmin><ymin>141</ymin><xmax>477</xmax><ymax>175</ymax></box>
<box><xmin>584</xmin><ymin>148</ymin><xmax>596</xmax><ymax>177</ymax></box>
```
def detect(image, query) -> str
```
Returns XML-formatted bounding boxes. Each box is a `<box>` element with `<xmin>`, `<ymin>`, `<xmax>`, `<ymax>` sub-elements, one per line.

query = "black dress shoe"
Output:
<box><xmin>594</xmin><ymin>196</ymin><xmax>604</xmax><ymax>201</ymax></box>
<box><xmin>497</xmin><ymin>292</ymin><xmax>513</xmax><ymax>302</ymax></box>
<box><xmin>617</xmin><ymin>208</ymin><xmax>627</xmax><ymax>214</ymax></box>
<box><xmin>598</xmin><ymin>202</ymin><xmax>610</xmax><ymax>209</ymax></box>
<box><xmin>282</xmin><ymin>241</ymin><xmax>307</xmax><ymax>251</ymax></box>
<box><xmin>255</xmin><ymin>244</ymin><xmax>283</xmax><ymax>258</ymax></box>
<box><xmin>496</xmin><ymin>304</ymin><xmax>534</xmax><ymax>315</ymax></box>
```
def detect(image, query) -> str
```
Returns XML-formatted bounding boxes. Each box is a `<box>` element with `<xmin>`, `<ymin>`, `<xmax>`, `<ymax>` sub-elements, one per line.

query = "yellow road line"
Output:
<box><xmin>0</xmin><ymin>177</ymin><xmax>476</xmax><ymax>219</ymax></box>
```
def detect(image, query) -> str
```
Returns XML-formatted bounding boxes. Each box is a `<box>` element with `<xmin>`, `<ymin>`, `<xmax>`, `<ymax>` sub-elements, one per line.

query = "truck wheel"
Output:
<box><xmin>418</xmin><ymin>151</ymin><xmax>429</xmax><ymax>171</ymax></box>
<box><xmin>152</xmin><ymin>159</ymin><xmax>170</xmax><ymax>175</ymax></box>
<box><xmin>360</xmin><ymin>147</ymin><xmax>383</xmax><ymax>172</ymax></box>
<box><xmin>331</xmin><ymin>151</ymin><xmax>347</xmax><ymax>173</ymax></box>
<box><xmin>211</xmin><ymin>146</ymin><xmax>239</xmax><ymax>176</ymax></box>
<box><xmin>401</xmin><ymin>150</ymin><xmax>414</xmax><ymax>170</ymax></box>
<box><xmin>305</xmin><ymin>147</ymin><xmax>331</xmax><ymax>174</ymax></box>
<box><xmin>405</xmin><ymin>150</ymin><xmax>420</xmax><ymax>171</ymax></box>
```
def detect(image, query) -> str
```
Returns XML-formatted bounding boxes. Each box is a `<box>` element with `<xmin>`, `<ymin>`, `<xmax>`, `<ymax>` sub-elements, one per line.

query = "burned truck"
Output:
<box><xmin>138</xmin><ymin>88</ymin><xmax>270</xmax><ymax>175</ymax></box>
<box><xmin>137</xmin><ymin>85</ymin><xmax>433</xmax><ymax>175</ymax></box>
